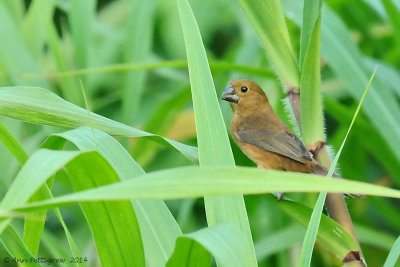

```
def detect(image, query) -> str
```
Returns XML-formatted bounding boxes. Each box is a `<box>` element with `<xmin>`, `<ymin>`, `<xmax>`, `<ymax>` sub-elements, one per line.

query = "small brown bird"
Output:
<box><xmin>221</xmin><ymin>79</ymin><xmax>335</xmax><ymax>199</ymax></box>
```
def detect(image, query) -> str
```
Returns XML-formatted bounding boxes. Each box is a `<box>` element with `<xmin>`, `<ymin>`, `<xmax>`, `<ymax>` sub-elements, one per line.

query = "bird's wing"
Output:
<box><xmin>236</xmin><ymin>128</ymin><xmax>312</xmax><ymax>164</ymax></box>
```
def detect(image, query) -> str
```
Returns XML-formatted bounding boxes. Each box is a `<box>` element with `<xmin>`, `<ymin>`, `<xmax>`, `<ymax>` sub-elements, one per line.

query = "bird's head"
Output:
<box><xmin>220</xmin><ymin>79</ymin><xmax>269</xmax><ymax>112</ymax></box>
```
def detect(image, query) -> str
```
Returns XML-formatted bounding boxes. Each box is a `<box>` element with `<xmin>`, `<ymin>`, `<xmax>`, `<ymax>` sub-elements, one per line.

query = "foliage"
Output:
<box><xmin>0</xmin><ymin>0</ymin><xmax>399</xmax><ymax>266</ymax></box>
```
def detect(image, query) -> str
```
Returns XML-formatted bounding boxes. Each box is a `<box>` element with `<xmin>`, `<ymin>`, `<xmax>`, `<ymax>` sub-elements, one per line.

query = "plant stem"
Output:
<box><xmin>286</xmin><ymin>88</ymin><xmax>365</xmax><ymax>264</ymax></box>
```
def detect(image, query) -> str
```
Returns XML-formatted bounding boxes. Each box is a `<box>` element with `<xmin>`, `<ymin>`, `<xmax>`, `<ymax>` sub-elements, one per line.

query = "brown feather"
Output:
<box><xmin>221</xmin><ymin>79</ymin><xmax>363</xmax><ymax>198</ymax></box>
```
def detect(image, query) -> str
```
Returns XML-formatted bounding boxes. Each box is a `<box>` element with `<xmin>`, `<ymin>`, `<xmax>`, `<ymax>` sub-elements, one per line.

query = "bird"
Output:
<box><xmin>220</xmin><ymin>78</ymin><xmax>346</xmax><ymax>199</ymax></box>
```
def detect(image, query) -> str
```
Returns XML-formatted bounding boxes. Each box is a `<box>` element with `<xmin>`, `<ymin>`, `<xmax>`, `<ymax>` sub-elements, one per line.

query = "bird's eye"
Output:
<box><xmin>241</xmin><ymin>86</ymin><xmax>248</xmax><ymax>93</ymax></box>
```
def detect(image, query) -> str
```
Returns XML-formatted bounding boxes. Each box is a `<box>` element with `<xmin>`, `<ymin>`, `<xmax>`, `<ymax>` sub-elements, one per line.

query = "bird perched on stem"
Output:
<box><xmin>220</xmin><ymin>79</ymin><xmax>343</xmax><ymax>199</ymax></box>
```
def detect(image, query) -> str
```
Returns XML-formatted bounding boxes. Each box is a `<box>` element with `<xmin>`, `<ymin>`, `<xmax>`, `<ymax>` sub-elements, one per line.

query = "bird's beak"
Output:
<box><xmin>220</xmin><ymin>84</ymin><xmax>238</xmax><ymax>103</ymax></box>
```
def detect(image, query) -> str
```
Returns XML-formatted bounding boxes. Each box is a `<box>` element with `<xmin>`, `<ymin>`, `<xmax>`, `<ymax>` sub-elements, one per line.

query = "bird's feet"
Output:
<box><xmin>273</xmin><ymin>192</ymin><xmax>285</xmax><ymax>200</ymax></box>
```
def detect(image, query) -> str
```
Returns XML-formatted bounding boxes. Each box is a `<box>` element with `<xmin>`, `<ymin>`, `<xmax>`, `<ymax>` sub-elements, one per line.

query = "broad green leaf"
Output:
<box><xmin>0</xmin><ymin>149</ymin><xmax>78</xmax><ymax>237</ymax></box>
<box><xmin>121</xmin><ymin>0</ymin><xmax>156</xmax><ymax>125</ymax></box>
<box><xmin>167</xmin><ymin>237</ymin><xmax>210</xmax><ymax>267</ymax></box>
<box><xmin>177</xmin><ymin>0</ymin><xmax>257</xmax><ymax>265</ymax></box>
<box><xmin>238</xmin><ymin>0</ymin><xmax>299</xmax><ymax>90</ymax></box>
<box><xmin>167</xmin><ymin>224</ymin><xmax>253</xmax><ymax>267</ymax></box>
<box><xmin>0</xmin><ymin>149</ymin><xmax>145</xmax><ymax>266</ymax></box>
<box><xmin>0</xmin><ymin>86</ymin><xmax>198</xmax><ymax>162</ymax></box>
<box><xmin>0</xmin><ymin>149</ymin><xmax>79</xmax><ymax>211</ymax></box>
<box><xmin>299</xmin><ymin>68</ymin><xmax>375</xmax><ymax>265</ymax></box>
<box><xmin>0</xmin><ymin>225</ymin><xmax>40</xmax><ymax>267</ymax></box>
<box><xmin>384</xmin><ymin>236</ymin><xmax>400</xmax><ymax>267</ymax></box>
<box><xmin>5</xmin><ymin>161</ymin><xmax>400</xmax><ymax>260</ymax></box>
<box><xmin>65</xmin><ymin>152</ymin><xmax>145</xmax><ymax>267</ymax></box>
<box><xmin>47</xmin><ymin>127</ymin><xmax>182</xmax><ymax>266</ymax></box>
<box><xmin>0</xmin><ymin>121</ymin><xmax>84</xmax><ymax>260</ymax></box>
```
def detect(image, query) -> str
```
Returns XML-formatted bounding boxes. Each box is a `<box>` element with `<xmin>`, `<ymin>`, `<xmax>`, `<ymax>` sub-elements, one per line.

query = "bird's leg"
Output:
<box><xmin>273</xmin><ymin>192</ymin><xmax>285</xmax><ymax>200</ymax></box>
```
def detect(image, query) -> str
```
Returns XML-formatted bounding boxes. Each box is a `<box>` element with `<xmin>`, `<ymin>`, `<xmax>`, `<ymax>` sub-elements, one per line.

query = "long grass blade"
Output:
<box><xmin>0</xmin><ymin>86</ymin><xmax>198</xmax><ymax>162</ymax></box>
<box><xmin>177</xmin><ymin>0</ymin><xmax>257</xmax><ymax>264</ymax></box>
<box><xmin>13</xmin><ymin>164</ymin><xmax>400</xmax><ymax>210</ymax></box>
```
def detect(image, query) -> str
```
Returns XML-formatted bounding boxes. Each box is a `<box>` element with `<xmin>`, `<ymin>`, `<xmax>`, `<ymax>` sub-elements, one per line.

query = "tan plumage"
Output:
<box><xmin>222</xmin><ymin>79</ymin><xmax>327</xmax><ymax>172</ymax></box>
<box><xmin>221</xmin><ymin>79</ymin><xmax>338</xmax><ymax>198</ymax></box>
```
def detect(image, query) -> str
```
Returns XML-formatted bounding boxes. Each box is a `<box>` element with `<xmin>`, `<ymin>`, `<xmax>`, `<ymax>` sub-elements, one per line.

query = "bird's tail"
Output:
<box><xmin>312</xmin><ymin>163</ymin><xmax>365</xmax><ymax>198</ymax></box>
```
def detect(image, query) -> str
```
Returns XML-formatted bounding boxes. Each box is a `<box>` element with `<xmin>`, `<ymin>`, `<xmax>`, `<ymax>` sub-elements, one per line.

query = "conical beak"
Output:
<box><xmin>220</xmin><ymin>84</ymin><xmax>238</xmax><ymax>103</ymax></box>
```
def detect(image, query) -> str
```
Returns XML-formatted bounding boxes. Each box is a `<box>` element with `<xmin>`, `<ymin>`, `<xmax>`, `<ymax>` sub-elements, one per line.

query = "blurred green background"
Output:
<box><xmin>0</xmin><ymin>0</ymin><xmax>399</xmax><ymax>266</ymax></box>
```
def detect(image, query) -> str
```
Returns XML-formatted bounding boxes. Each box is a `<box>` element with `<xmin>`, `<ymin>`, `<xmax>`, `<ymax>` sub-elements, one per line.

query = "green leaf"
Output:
<box><xmin>300</xmin><ymin>14</ymin><xmax>324</xmax><ymax>146</ymax></box>
<box><xmin>65</xmin><ymin>152</ymin><xmax>145</xmax><ymax>267</ymax></box>
<box><xmin>14</xmin><ymin>166</ymin><xmax>400</xmax><ymax>210</ymax></box>
<box><xmin>5</xmin><ymin>162</ymin><xmax>400</xmax><ymax>261</ymax></box>
<box><xmin>0</xmin><ymin>149</ymin><xmax>80</xmax><ymax>211</ymax></box>
<box><xmin>0</xmin><ymin>121</ymin><xmax>84</xmax><ymax>260</ymax></box>
<box><xmin>0</xmin><ymin>225</ymin><xmax>40</xmax><ymax>267</ymax></box>
<box><xmin>47</xmin><ymin>127</ymin><xmax>181</xmax><ymax>266</ymax></box>
<box><xmin>384</xmin><ymin>236</ymin><xmax>400</xmax><ymax>267</ymax></box>
<box><xmin>238</xmin><ymin>0</ymin><xmax>299</xmax><ymax>90</ymax></box>
<box><xmin>0</xmin><ymin>121</ymin><xmax>28</xmax><ymax>165</ymax></box>
<box><xmin>167</xmin><ymin>224</ymin><xmax>253</xmax><ymax>267</ymax></box>
<box><xmin>0</xmin><ymin>86</ymin><xmax>198</xmax><ymax>162</ymax></box>
<box><xmin>167</xmin><ymin>236</ymin><xmax>211</xmax><ymax>267</ymax></box>
<box><xmin>177</xmin><ymin>0</ymin><xmax>257</xmax><ymax>264</ymax></box>
<box><xmin>0</xmin><ymin>149</ymin><xmax>145</xmax><ymax>266</ymax></box>
<box><xmin>299</xmin><ymin>0</ymin><xmax>322</xmax><ymax>66</ymax></box>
